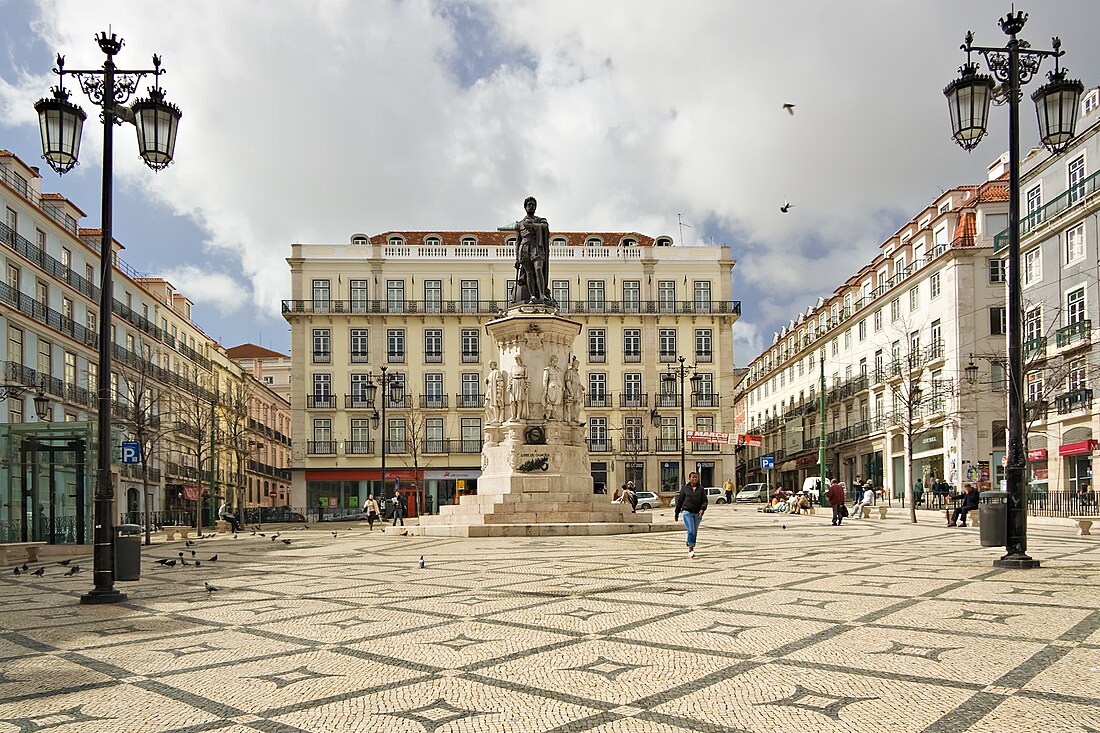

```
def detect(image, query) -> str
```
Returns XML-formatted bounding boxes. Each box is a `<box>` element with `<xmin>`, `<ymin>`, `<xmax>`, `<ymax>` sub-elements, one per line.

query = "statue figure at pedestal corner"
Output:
<box><xmin>542</xmin><ymin>354</ymin><xmax>564</xmax><ymax>421</ymax></box>
<box><xmin>499</xmin><ymin>196</ymin><xmax>553</xmax><ymax>306</ymax></box>
<box><xmin>508</xmin><ymin>355</ymin><xmax>530</xmax><ymax>422</ymax></box>
<box><xmin>564</xmin><ymin>355</ymin><xmax>585</xmax><ymax>425</ymax></box>
<box><xmin>484</xmin><ymin>360</ymin><xmax>506</xmax><ymax>425</ymax></box>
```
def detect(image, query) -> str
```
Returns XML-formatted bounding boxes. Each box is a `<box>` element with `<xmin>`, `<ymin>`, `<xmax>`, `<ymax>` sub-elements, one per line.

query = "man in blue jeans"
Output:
<box><xmin>674</xmin><ymin>472</ymin><xmax>707</xmax><ymax>558</ymax></box>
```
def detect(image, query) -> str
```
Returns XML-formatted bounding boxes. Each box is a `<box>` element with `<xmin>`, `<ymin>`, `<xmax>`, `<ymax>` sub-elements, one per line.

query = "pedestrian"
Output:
<box><xmin>365</xmin><ymin>495</ymin><xmax>380</xmax><ymax>531</ymax></box>
<box><xmin>674</xmin><ymin>471</ymin><xmax>707</xmax><ymax>558</ymax></box>
<box><xmin>626</xmin><ymin>481</ymin><xmax>638</xmax><ymax>513</ymax></box>
<box><xmin>723</xmin><ymin>477</ymin><xmax>734</xmax><ymax>504</ymax></box>
<box><xmin>851</xmin><ymin>483</ymin><xmax>875</xmax><ymax>519</ymax></box>
<box><xmin>949</xmin><ymin>484</ymin><xmax>980</xmax><ymax>527</ymax></box>
<box><xmin>217</xmin><ymin>501</ymin><xmax>242</xmax><ymax>533</ymax></box>
<box><xmin>391</xmin><ymin>494</ymin><xmax>405</xmax><ymax>527</ymax></box>
<box><xmin>827</xmin><ymin>479</ymin><xmax>846</xmax><ymax>526</ymax></box>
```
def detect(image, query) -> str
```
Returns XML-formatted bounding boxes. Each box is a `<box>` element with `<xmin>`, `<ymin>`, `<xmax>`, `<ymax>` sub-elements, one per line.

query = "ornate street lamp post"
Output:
<box><xmin>34</xmin><ymin>31</ymin><xmax>181</xmax><ymax>603</ymax></box>
<box><xmin>944</xmin><ymin>10</ymin><xmax>1081</xmax><ymax>569</ymax></box>
<box><xmin>367</xmin><ymin>365</ymin><xmax>404</xmax><ymax>505</ymax></box>
<box><xmin>661</xmin><ymin>356</ymin><xmax>701</xmax><ymax>490</ymax></box>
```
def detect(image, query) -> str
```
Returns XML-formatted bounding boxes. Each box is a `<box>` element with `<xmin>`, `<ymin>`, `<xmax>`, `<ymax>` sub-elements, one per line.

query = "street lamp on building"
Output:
<box><xmin>366</xmin><ymin>365</ymin><xmax>404</xmax><ymax>502</ymax></box>
<box><xmin>660</xmin><ymin>356</ymin><xmax>701</xmax><ymax>489</ymax></box>
<box><xmin>33</xmin><ymin>391</ymin><xmax>50</xmax><ymax>421</ymax></box>
<box><xmin>944</xmin><ymin>10</ymin><xmax>1082</xmax><ymax>569</ymax></box>
<box><xmin>34</xmin><ymin>31</ymin><xmax>182</xmax><ymax>604</ymax></box>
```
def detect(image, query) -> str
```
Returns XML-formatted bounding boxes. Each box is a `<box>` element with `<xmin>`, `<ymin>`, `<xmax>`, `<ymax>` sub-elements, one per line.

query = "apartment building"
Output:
<box><xmin>736</xmin><ymin>179</ymin><xmax>1009</xmax><ymax>498</ymax></box>
<box><xmin>0</xmin><ymin>148</ymin><xmax>287</xmax><ymax>544</ymax></box>
<box><xmin>1000</xmin><ymin>88</ymin><xmax>1100</xmax><ymax>498</ymax></box>
<box><xmin>284</xmin><ymin>231</ymin><xmax>739</xmax><ymax>514</ymax></box>
<box><xmin>228</xmin><ymin>343</ymin><xmax>293</xmax><ymax>403</ymax></box>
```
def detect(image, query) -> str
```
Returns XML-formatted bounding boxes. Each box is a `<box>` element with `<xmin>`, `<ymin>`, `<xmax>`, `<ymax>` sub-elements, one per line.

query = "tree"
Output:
<box><xmin>219</xmin><ymin>379</ymin><xmax>251</xmax><ymax>512</ymax></box>
<box><xmin>612</xmin><ymin>396</ymin><xmax>649</xmax><ymax>491</ymax></box>
<box><xmin>394</xmin><ymin>402</ymin><xmax>441</xmax><ymax>515</ymax></box>
<box><xmin>175</xmin><ymin>374</ymin><xmax>218</xmax><ymax>533</ymax></box>
<box><xmin>117</xmin><ymin>341</ymin><xmax>171</xmax><ymax>545</ymax></box>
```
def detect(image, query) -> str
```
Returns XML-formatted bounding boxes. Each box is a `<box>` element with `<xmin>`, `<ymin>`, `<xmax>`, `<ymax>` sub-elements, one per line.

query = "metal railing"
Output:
<box><xmin>282</xmin><ymin>298</ymin><xmax>742</xmax><ymax>317</ymax></box>
<box><xmin>1055</xmin><ymin>320</ymin><xmax>1091</xmax><ymax>348</ymax></box>
<box><xmin>994</xmin><ymin>167</ymin><xmax>1100</xmax><ymax>252</ymax></box>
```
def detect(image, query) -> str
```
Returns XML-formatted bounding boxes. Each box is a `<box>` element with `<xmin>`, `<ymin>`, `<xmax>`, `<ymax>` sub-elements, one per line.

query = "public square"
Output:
<box><xmin>1</xmin><ymin>506</ymin><xmax>1098</xmax><ymax>733</ymax></box>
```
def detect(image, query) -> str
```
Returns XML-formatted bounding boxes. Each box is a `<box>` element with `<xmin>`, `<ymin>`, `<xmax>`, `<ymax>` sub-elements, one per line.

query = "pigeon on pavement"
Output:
<box><xmin>12</xmin><ymin>567</ymin><xmax>20</xmax><ymax>576</ymax></box>
<box><xmin>63</xmin><ymin>566</ymin><xmax>80</xmax><ymax>576</ymax></box>
<box><xmin>209</xmin><ymin>555</ymin><xmax>218</xmax><ymax>562</ymax></box>
<box><xmin>281</xmin><ymin>539</ymin><xmax>292</xmax><ymax>545</ymax></box>
<box><xmin>58</xmin><ymin>558</ymin><xmax>72</xmax><ymax>566</ymax></box>
<box><xmin>418</xmin><ymin>556</ymin><xmax>425</xmax><ymax>569</ymax></box>
<box><xmin>204</xmin><ymin>581</ymin><xmax>218</xmax><ymax>594</ymax></box>
<box><xmin>33</xmin><ymin>567</ymin><xmax>45</xmax><ymax>577</ymax></box>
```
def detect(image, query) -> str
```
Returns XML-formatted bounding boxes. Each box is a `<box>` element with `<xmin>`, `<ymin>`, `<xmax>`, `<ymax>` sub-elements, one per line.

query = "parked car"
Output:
<box><xmin>800</xmin><ymin>477</ymin><xmax>822</xmax><ymax>501</ymax></box>
<box><xmin>704</xmin><ymin>487</ymin><xmax>728</xmax><ymax>504</ymax></box>
<box><xmin>735</xmin><ymin>483</ymin><xmax>771</xmax><ymax>503</ymax></box>
<box><xmin>634</xmin><ymin>491</ymin><xmax>662</xmax><ymax>510</ymax></box>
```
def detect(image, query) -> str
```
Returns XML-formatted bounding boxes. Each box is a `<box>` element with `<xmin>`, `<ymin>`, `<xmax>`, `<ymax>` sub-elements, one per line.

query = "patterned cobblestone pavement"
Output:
<box><xmin>1</xmin><ymin>506</ymin><xmax>1098</xmax><ymax>732</ymax></box>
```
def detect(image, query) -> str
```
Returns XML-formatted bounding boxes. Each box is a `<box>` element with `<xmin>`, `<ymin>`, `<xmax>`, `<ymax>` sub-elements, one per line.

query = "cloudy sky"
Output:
<box><xmin>2</xmin><ymin>0</ymin><xmax>1098</xmax><ymax>361</ymax></box>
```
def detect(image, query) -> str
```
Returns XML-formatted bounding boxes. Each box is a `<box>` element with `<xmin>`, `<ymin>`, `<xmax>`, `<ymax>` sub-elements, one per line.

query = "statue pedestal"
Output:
<box><xmin>414</xmin><ymin>308</ymin><xmax>676</xmax><ymax>537</ymax></box>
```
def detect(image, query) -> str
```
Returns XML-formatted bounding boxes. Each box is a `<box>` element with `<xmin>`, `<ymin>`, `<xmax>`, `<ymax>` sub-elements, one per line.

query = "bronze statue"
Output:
<box><xmin>499</xmin><ymin>196</ymin><xmax>552</xmax><ymax>305</ymax></box>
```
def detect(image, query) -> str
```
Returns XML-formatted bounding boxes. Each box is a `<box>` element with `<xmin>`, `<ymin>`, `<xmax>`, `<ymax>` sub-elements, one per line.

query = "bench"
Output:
<box><xmin>0</xmin><ymin>542</ymin><xmax>48</xmax><ymax>566</ymax></box>
<box><xmin>1069</xmin><ymin>516</ymin><xmax>1100</xmax><ymax>536</ymax></box>
<box><xmin>859</xmin><ymin>505</ymin><xmax>889</xmax><ymax>519</ymax></box>
<box><xmin>214</xmin><ymin>520</ymin><xmax>232</xmax><ymax>533</ymax></box>
<box><xmin>162</xmin><ymin>526</ymin><xmax>191</xmax><ymax>541</ymax></box>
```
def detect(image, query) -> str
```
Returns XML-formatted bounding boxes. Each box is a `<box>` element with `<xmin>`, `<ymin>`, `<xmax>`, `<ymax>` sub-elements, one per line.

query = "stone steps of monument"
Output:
<box><xmin>409</xmin><ymin>521</ymin><xmax>679</xmax><ymax>537</ymax></box>
<box><xmin>437</xmin><ymin>493</ymin><xmax>614</xmax><ymax>513</ymax></box>
<box><xmin>420</xmin><ymin>507</ymin><xmax>648</xmax><ymax>526</ymax></box>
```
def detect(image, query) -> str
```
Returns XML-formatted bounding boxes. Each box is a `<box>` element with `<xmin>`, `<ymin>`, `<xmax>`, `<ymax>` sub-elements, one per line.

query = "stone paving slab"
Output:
<box><xmin>0</xmin><ymin>506</ymin><xmax>1096</xmax><ymax>732</ymax></box>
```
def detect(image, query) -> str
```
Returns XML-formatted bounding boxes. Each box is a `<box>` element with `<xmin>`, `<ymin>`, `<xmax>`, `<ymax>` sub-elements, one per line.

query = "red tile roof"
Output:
<box><xmin>227</xmin><ymin>343</ymin><xmax>289</xmax><ymax>360</ymax></box>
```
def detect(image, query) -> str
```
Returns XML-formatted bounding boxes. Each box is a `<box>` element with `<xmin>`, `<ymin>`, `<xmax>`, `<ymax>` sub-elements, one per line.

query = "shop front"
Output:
<box><xmin>423</xmin><ymin>468</ymin><xmax>481</xmax><ymax>514</ymax></box>
<box><xmin>1059</xmin><ymin>438</ymin><xmax>1096</xmax><ymax>494</ymax></box>
<box><xmin>305</xmin><ymin>468</ymin><xmax>423</xmax><ymax>518</ymax></box>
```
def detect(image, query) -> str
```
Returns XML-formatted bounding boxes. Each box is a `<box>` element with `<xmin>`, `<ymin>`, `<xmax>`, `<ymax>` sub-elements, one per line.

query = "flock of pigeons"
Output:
<box><xmin>11</xmin><ymin>522</ymin><xmax>428</xmax><ymax>594</ymax></box>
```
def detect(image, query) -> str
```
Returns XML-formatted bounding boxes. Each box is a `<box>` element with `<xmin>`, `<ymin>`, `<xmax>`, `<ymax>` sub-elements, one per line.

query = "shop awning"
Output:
<box><xmin>1058</xmin><ymin>439</ymin><xmax>1098</xmax><ymax>457</ymax></box>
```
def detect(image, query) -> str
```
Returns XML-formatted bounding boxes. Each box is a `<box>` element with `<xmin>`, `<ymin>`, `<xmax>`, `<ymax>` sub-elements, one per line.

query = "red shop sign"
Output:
<box><xmin>1059</xmin><ymin>439</ymin><xmax>1098</xmax><ymax>457</ymax></box>
<box><xmin>1027</xmin><ymin>449</ymin><xmax>1047</xmax><ymax>461</ymax></box>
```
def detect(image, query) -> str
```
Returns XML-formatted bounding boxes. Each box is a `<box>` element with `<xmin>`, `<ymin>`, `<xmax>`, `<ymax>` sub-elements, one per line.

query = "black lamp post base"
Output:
<box><xmin>993</xmin><ymin>554</ymin><xmax>1041</xmax><ymax>570</ymax></box>
<box><xmin>79</xmin><ymin>588</ymin><xmax>128</xmax><ymax>604</ymax></box>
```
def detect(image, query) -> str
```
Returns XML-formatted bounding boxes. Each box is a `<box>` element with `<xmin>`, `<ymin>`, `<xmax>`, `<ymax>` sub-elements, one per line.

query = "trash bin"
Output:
<box><xmin>115</xmin><ymin>523</ymin><xmax>142</xmax><ymax>581</ymax></box>
<box><xmin>979</xmin><ymin>491</ymin><xmax>1008</xmax><ymax>547</ymax></box>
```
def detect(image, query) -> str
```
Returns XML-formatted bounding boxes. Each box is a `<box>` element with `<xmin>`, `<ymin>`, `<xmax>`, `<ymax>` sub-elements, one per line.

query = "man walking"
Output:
<box><xmin>391</xmin><ymin>494</ymin><xmax>405</xmax><ymax>527</ymax></box>
<box><xmin>827</xmin><ymin>479</ymin><xmax>846</xmax><ymax>526</ymax></box>
<box><xmin>674</xmin><ymin>471</ymin><xmax>707</xmax><ymax>558</ymax></box>
<box><xmin>723</xmin><ymin>477</ymin><xmax>734</xmax><ymax>504</ymax></box>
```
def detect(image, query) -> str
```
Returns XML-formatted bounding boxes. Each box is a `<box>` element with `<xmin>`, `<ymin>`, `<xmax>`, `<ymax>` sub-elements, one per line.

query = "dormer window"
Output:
<box><xmin>585</xmin><ymin>237</ymin><xmax>602</xmax><ymax>247</ymax></box>
<box><xmin>655</xmin><ymin>237</ymin><xmax>673</xmax><ymax>247</ymax></box>
<box><xmin>506</xmin><ymin>237</ymin><xmax>517</xmax><ymax>246</ymax></box>
<box><xmin>425</xmin><ymin>235</ymin><xmax>442</xmax><ymax>247</ymax></box>
<box><xmin>551</xmin><ymin>237</ymin><xmax>567</xmax><ymax>247</ymax></box>
<box><xmin>351</xmin><ymin>234</ymin><xmax>368</xmax><ymax>246</ymax></box>
<box><xmin>621</xmin><ymin>237</ymin><xmax>637</xmax><ymax>247</ymax></box>
<box><xmin>388</xmin><ymin>236</ymin><xmax>405</xmax><ymax>247</ymax></box>
<box><xmin>460</xmin><ymin>236</ymin><xmax>477</xmax><ymax>247</ymax></box>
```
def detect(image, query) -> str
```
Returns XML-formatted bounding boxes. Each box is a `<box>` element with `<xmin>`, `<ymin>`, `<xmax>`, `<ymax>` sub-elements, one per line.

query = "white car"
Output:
<box><xmin>704</xmin><ymin>487</ymin><xmax>728</xmax><ymax>504</ymax></box>
<box><xmin>633</xmin><ymin>491</ymin><xmax>662</xmax><ymax>510</ymax></box>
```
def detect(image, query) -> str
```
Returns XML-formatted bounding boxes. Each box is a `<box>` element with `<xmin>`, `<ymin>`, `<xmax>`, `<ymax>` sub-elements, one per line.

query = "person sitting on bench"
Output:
<box><xmin>218</xmin><ymin>502</ymin><xmax>242</xmax><ymax>533</ymax></box>
<box><xmin>949</xmin><ymin>484</ymin><xmax>980</xmax><ymax>527</ymax></box>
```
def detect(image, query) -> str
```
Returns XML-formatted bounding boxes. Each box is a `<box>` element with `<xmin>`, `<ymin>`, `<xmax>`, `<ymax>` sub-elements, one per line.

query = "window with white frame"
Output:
<box><xmin>623</xmin><ymin>280</ymin><xmax>641</xmax><ymax>312</ymax></box>
<box><xmin>588</xmin><ymin>417</ymin><xmax>608</xmax><ymax>449</ymax></box>
<box><xmin>312</xmin><ymin>329</ymin><xmax>331</xmax><ymax>363</ymax></box>
<box><xmin>350</xmin><ymin>279</ymin><xmax>368</xmax><ymax>312</ymax></box>
<box><xmin>461</xmin><ymin>329</ymin><xmax>480</xmax><ymax>362</ymax></box>
<box><xmin>1026</xmin><ymin>371</ymin><xmax>1044</xmax><ymax>403</ymax></box>
<box><xmin>657</xmin><ymin>281</ymin><xmax>676</xmax><ymax>312</ymax></box>
<box><xmin>990</xmin><ymin>361</ymin><xmax>1006</xmax><ymax>392</ymax></box>
<box><xmin>460</xmin><ymin>280</ymin><xmax>478</xmax><ymax>312</ymax></box>
<box><xmin>873</xmin><ymin>309</ymin><xmax>882</xmax><ymax>332</ymax></box>
<box><xmin>424</xmin><ymin>329</ymin><xmax>442</xmax><ymax>362</ymax></box>
<box><xmin>312</xmin><ymin>418</ymin><xmax>332</xmax><ymax>443</ymax></box>
<box><xmin>350</xmin><ymin>373</ymin><xmax>372</xmax><ymax>402</ymax></box>
<box><xmin>890</xmin><ymin>298</ymin><xmax>900</xmax><ymax>322</ymax></box>
<box><xmin>623</xmin><ymin>373</ymin><xmax>642</xmax><ymax>402</ymax></box>
<box><xmin>989</xmin><ymin>257</ymin><xmax>1006</xmax><ymax>283</ymax></box>
<box><xmin>1023</xmin><ymin>247</ymin><xmax>1042</xmax><ymax>286</ymax></box>
<box><xmin>693</xmin><ymin>281</ymin><xmax>712</xmax><ymax>312</ymax></box>
<box><xmin>350</xmin><ymin>329</ymin><xmax>368</xmax><ymax>362</ymax></box>
<box><xmin>659</xmin><ymin>329</ymin><xmax>677</xmax><ymax>361</ymax></box>
<box><xmin>929</xmin><ymin>272</ymin><xmax>941</xmax><ymax>299</ymax></box>
<box><xmin>588</xmin><ymin>328</ymin><xmax>606</xmax><ymax>362</ymax></box>
<box><xmin>989</xmin><ymin>307</ymin><xmax>1006</xmax><ymax>336</ymax></box>
<box><xmin>387</xmin><ymin>418</ymin><xmax>406</xmax><ymax>453</ymax></box>
<box><xmin>588</xmin><ymin>372</ymin><xmax>607</xmax><ymax>407</ymax></box>
<box><xmin>461</xmin><ymin>418</ymin><xmax>482</xmax><ymax>452</ymax></box>
<box><xmin>858</xmin><ymin>320</ymin><xmax>866</xmax><ymax>341</ymax></box>
<box><xmin>1065</xmin><ymin>223</ymin><xmax>1085</xmax><ymax>263</ymax></box>
<box><xmin>312</xmin><ymin>373</ymin><xmax>331</xmax><ymax>396</ymax></box>
<box><xmin>460</xmin><ymin>373</ymin><xmax>480</xmax><ymax>403</ymax></box>
<box><xmin>909</xmin><ymin>287</ymin><xmax>919</xmax><ymax>311</ymax></box>
<box><xmin>1026</xmin><ymin>185</ymin><xmax>1042</xmax><ymax>219</ymax></box>
<box><xmin>844</xmin><ymin>329</ymin><xmax>852</xmax><ymax>350</ymax></box>
<box><xmin>623</xmin><ymin>328</ymin><xmax>641</xmax><ymax>362</ymax></box>
<box><xmin>1067</xmin><ymin>357</ymin><xmax>1087</xmax><ymax>391</ymax></box>
<box><xmin>387</xmin><ymin>329</ymin><xmax>405</xmax><ymax>362</ymax></box>
<box><xmin>1066</xmin><ymin>287</ymin><xmax>1086</xmax><ymax>325</ymax></box>
<box><xmin>1024</xmin><ymin>308</ymin><xmax>1042</xmax><ymax>342</ymax></box>
<box><xmin>311</xmin><ymin>279</ymin><xmax>330</xmax><ymax>310</ymax></box>
<box><xmin>695</xmin><ymin>329</ymin><xmax>712</xmax><ymax>361</ymax></box>
<box><xmin>1068</xmin><ymin>155</ymin><xmax>1086</xmax><ymax>204</ymax></box>
<box><xmin>424</xmin><ymin>280</ymin><xmax>442</xmax><ymax>313</ymax></box>
<box><xmin>552</xmin><ymin>280</ymin><xmax>570</xmax><ymax>306</ymax></box>
<box><xmin>386</xmin><ymin>280</ymin><xmax>405</xmax><ymax>311</ymax></box>
<box><xmin>587</xmin><ymin>280</ymin><xmax>606</xmax><ymax>311</ymax></box>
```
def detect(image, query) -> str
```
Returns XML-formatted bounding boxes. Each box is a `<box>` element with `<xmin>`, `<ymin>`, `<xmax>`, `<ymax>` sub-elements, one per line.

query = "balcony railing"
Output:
<box><xmin>461</xmin><ymin>351</ymin><xmax>480</xmax><ymax>363</ymax></box>
<box><xmin>994</xmin><ymin>167</ymin><xmax>1100</xmax><ymax>252</ymax></box>
<box><xmin>925</xmin><ymin>339</ymin><xmax>944</xmax><ymax>361</ymax></box>
<box><xmin>307</xmin><ymin>441</ymin><xmax>337</xmax><ymax>455</ymax></box>
<box><xmin>655</xmin><ymin>393</ymin><xmax>681</xmax><ymax>408</ymax></box>
<box><xmin>691</xmin><ymin>393</ymin><xmax>720</xmax><ymax>408</ymax></box>
<box><xmin>283</xmin><ymin>298</ymin><xmax>742</xmax><ymax>317</ymax></box>
<box><xmin>312</xmin><ymin>352</ymin><xmax>331</xmax><ymax>364</ymax></box>
<box><xmin>424</xmin><ymin>351</ymin><xmax>443</xmax><ymax>363</ymax></box>
<box><xmin>619</xmin><ymin>393</ymin><xmax>648</xmax><ymax>408</ymax></box>
<box><xmin>587</xmin><ymin>438</ymin><xmax>613</xmax><ymax>452</ymax></box>
<box><xmin>345</xmin><ymin>394</ymin><xmax>375</xmax><ymax>409</ymax></box>
<box><xmin>588</xmin><ymin>352</ymin><xmax>606</xmax><ymax>363</ymax></box>
<box><xmin>456</xmin><ymin>393</ymin><xmax>483</xmax><ymax>408</ymax></box>
<box><xmin>692</xmin><ymin>442</ymin><xmax>720</xmax><ymax>452</ymax></box>
<box><xmin>1024</xmin><ymin>336</ymin><xmax>1047</xmax><ymax>358</ymax></box>
<box><xmin>306</xmin><ymin>394</ymin><xmax>337</xmax><ymax>409</ymax></box>
<box><xmin>585</xmin><ymin>393</ymin><xmax>611</xmax><ymax>409</ymax></box>
<box><xmin>695</xmin><ymin>350</ymin><xmax>712</xmax><ymax>363</ymax></box>
<box><xmin>344</xmin><ymin>440</ymin><xmax>375</xmax><ymax>455</ymax></box>
<box><xmin>621</xmin><ymin>438</ymin><xmax>649</xmax><ymax>453</ymax></box>
<box><xmin>420</xmin><ymin>394</ymin><xmax>448</xmax><ymax>409</ymax></box>
<box><xmin>624</xmin><ymin>352</ymin><xmax>641</xmax><ymax>363</ymax></box>
<box><xmin>1056</xmin><ymin>389</ymin><xmax>1093</xmax><ymax>415</ymax></box>
<box><xmin>422</xmin><ymin>438</ymin><xmax>483</xmax><ymax>454</ymax></box>
<box><xmin>655</xmin><ymin>439</ymin><xmax>680</xmax><ymax>452</ymax></box>
<box><xmin>1055</xmin><ymin>320</ymin><xmax>1091</xmax><ymax>348</ymax></box>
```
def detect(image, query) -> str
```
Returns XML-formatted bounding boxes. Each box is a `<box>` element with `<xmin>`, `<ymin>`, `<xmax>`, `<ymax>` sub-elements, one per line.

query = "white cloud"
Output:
<box><xmin>3</xmin><ymin>0</ymin><xmax>1098</xmax><ymax>350</ymax></box>
<box><xmin>158</xmin><ymin>265</ymin><xmax>248</xmax><ymax>314</ymax></box>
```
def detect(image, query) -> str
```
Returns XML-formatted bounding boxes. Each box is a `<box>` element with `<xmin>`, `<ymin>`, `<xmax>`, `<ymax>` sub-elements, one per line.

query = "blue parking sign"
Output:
<box><xmin>761</xmin><ymin>455</ymin><xmax>775</xmax><ymax>470</ymax></box>
<box><xmin>121</xmin><ymin>441</ymin><xmax>141</xmax><ymax>464</ymax></box>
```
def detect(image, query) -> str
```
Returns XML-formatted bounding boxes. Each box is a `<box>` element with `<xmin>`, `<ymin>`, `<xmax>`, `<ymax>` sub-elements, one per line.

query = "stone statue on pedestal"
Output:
<box><xmin>499</xmin><ymin>196</ymin><xmax>552</xmax><ymax>306</ymax></box>
<box><xmin>542</xmin><ymin>354</ymin><xmax>564</xmax><ymax>421</ymax></box>
<box><xmin>564</xmin><ymin>355</ymin><xmax>584</xmax><ymax>424</ymax></box>
<box><xmin>485</xmin><ymin>360</ymin><xmax>505</xmax><ymax>425</ymax></box>
<box><xmin>508</xmin><ymin>355</ymin><xmax>529</xmax><ymax>421</ymax></box>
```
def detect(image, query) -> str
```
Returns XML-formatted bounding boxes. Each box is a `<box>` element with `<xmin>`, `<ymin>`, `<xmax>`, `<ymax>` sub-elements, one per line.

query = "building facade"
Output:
<box><xmin>736</xmin><ymin>179</ymin><xmax>1010</xmax><ymax>500</ymax></box>
<box><xmin>284</xmin><ymin>231</ymin><xmax>739</xmax><ymax>514</ymax></box>
<box><xmin>228</xmin><ymin>343</ymin><xmax>293</xmax><ymax>403</ymax></box>
<box><xmin>1</xmin><ymin>148</ymin><xmax>285</xmax><ymax>545</ymax></box>
<box><xmin>1000</xmin><ymin>88</ymin><xmax>1100</xmax><ymax>497</ymax></box>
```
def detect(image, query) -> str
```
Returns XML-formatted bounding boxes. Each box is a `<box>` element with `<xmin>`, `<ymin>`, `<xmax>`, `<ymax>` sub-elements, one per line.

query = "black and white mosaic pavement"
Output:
<box><xmin>1</xmin><ymin>507</ymin><xmax>1098</xmax><ymax>732</ymax></box>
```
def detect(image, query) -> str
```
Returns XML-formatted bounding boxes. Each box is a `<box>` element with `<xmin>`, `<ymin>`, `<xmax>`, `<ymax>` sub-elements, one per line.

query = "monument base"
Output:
<box><xmin>409</xmin><ymin>521</ymin><xmax>680</xmax><ymax>538</ymax></box>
